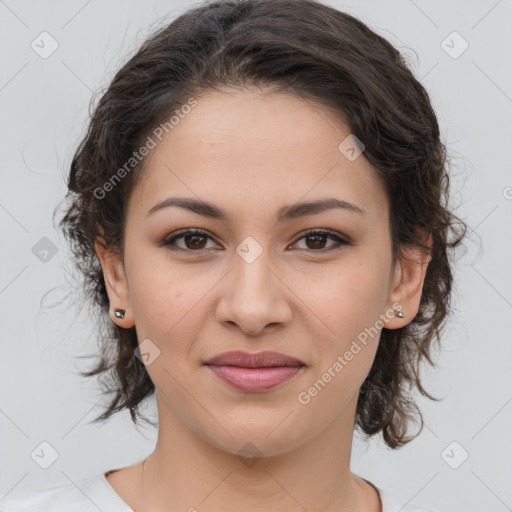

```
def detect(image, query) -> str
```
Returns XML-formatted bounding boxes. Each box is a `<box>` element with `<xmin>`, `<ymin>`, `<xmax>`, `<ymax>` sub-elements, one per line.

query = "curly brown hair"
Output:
<box><xmin>56</xmin><ymin>0</ymin><xmax>467</xmax><ymax>448</ymax></box>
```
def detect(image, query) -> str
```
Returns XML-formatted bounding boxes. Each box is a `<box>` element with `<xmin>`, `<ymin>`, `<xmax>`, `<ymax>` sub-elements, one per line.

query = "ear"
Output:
<box><xmin>383</xmin><ymin>231</ymin><xmax>432</xmax><ymax>328</ymax></box>
<box><xmin>95</xmin><ymin>230</ymin><xmax>135</xmax><ymax>328</ymax></box>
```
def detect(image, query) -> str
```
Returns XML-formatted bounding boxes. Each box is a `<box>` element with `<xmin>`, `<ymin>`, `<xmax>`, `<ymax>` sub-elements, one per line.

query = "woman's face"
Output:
<box><xmin>98</xmin><ymin>87</ymin><xmax>427</xmax><ymax>457</ymax></box>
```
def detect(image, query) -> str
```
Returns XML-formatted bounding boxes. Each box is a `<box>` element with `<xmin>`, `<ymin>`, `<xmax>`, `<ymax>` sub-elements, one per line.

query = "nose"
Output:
<box><xmin>215</xmin><ymin>245</ymin><xmax>293</xmax><ymax>336</ymax></box>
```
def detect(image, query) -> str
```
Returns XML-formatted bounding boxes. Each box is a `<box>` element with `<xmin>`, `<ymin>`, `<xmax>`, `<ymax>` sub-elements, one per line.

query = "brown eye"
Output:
<box><xmin>162</xmin><ymin>229</ymin><xmax>217</xmax><ymax>251</ymax></box>
<box><xmin>291</xmin><ymin>230</ymin><xmax>350</xmax><ymax>252</ymax></box>
<box><xmin>161</xmin><ymin>228</ymin><xmax>350</xmax><ymax>254</ymax></box>
<box><xmin>182</xmin><ymin>234</ymin><xmax>208</xmax><ymax>250</ymax></box>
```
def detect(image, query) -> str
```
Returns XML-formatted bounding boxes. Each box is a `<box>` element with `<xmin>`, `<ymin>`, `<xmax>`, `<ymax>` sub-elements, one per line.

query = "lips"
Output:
<box><xmin>204</xmin><ymin>350</ymin><xmax>305</xmax><ymax>368</ymax></box>
<box><xmin>204</xmin><ymin>350</ymin><xmax>306</xmax><ymax>392</ymax></box>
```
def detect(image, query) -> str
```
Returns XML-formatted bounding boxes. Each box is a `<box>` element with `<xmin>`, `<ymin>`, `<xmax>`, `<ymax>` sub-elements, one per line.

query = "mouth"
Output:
<box><xmin>203</xmin><ymin>351</ymin><xmax>306</xmax><ymax>392</ymax></box>
<box><xmin>203</xmin><ymin>350</ymin><xmax>305</xmax><ymax>368</ymax></box>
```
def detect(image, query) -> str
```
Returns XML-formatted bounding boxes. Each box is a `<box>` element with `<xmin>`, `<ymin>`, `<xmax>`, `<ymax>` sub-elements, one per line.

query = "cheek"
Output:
<box><xmin>296</xmin><ymin>270</ymin><xmax>385</xmax><ymax>411</ymax></box>
<box><xmin>132</xmin><ymin>279</ymin><xmax>203</xmax><ymax>346</ymax></box>
<box><xmin>299</xmin><ymin>258</ymin><xmax>390</xmax><ymax>337</ymax></box>
<box><xmin>124</xmin><ymin>244</ymin><xmax>203</xmax><ymax>345</ymax></box>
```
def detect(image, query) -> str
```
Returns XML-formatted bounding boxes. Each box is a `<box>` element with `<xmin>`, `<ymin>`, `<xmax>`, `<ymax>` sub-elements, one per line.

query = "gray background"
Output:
<box><xmin>1</xmin><ymin>1</ymin><xmax>511</xmax><ymax>511</ymax></box>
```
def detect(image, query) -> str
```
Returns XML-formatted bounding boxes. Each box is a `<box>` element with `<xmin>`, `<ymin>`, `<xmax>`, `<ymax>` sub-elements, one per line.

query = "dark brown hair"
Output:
<box><xmin>57</xmin><ymin>0</ymin><xmax>467</xmax><ymax>448</ymax></box>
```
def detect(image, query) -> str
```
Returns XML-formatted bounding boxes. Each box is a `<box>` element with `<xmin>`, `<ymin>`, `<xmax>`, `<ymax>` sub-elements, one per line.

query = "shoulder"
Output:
<box><xmin>0</xmin><ymin>481</ymin><xmax>83</xmax><ymax>512</ymax></box>
<box><xmin>378</xmin><ymin>486</ymin><xmax>440</xmax><ymax>512</ymax></box>
<box><xmin>0</xmin><ymin>473</ymin><xmax>130</xmax><ymax>512</ymax></box>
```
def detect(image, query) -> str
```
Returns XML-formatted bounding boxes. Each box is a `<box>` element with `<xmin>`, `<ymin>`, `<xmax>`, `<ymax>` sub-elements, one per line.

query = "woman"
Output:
<box><xmin>0</xmin><ymin>0</ymin><xmax>466</xmax><ymax>510</ymax></box>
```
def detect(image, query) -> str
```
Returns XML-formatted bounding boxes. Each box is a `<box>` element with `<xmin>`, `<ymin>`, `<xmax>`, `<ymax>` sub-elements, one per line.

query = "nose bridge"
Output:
<box><xmin>216</xmin><ymin>235</ymin><xmax>291</xmax><ymax>334</ymax></box>
<box><xmin>232</xmin><ymin>235</ymin><xmax>276</xmax><ymax>304</ymax></box>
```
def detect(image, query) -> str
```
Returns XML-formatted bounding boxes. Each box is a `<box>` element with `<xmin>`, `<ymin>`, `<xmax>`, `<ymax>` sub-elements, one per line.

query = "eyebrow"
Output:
<box><xmin>146</xmin><ymin>197</ymin><xmax>365</xmax><ymax>222</ymax></box>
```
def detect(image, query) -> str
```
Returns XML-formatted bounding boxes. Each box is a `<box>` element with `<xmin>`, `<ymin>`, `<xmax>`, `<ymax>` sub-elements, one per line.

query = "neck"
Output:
<box><xmin>133</xmin><ymin>392</ymin><xmax>381</xmax><ymax>512</ymax></box>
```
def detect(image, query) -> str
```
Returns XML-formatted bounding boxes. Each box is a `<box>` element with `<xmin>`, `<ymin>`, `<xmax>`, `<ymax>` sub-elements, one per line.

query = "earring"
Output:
<box><xmin>114</xmin><ymin>309</ymin><xmax>125</xmax><ymax>319</ymax></box>
<box><xmin>394</xmin><ymin>309</ymin><xmax>405</xmax><ymax>318</ymax></box>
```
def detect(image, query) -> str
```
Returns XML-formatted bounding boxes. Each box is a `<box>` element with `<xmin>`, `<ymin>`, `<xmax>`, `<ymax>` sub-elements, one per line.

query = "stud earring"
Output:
<box><xmin>394</xmin><ymin>309</ymin><xmax>405</xmax><ymax>318</ymax></box>
<box><xmin>114</xmin><ymin>309</ymin><xmax>125</xmax><ymax>319</ymax></box>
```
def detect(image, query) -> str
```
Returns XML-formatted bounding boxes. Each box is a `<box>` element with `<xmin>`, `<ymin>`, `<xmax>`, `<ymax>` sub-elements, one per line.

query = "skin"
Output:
<box><xmin>96</xmin><ymin>87</ymin><xmax>431</xmax><ymax>512</ymax></box>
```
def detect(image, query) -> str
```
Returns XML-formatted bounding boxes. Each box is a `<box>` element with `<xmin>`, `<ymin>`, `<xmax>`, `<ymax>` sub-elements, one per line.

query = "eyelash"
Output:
<box><xmin>161</xmin><ymin>228</ymin><xmax>350</xmax><ymax>253</ymax></box>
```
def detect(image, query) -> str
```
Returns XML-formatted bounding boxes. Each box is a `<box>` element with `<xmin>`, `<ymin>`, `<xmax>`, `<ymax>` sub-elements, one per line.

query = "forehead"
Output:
<box><xmin>128</xmin><ymin>88</ymin><xmax>388</xmax><ymax>224</ymax></box>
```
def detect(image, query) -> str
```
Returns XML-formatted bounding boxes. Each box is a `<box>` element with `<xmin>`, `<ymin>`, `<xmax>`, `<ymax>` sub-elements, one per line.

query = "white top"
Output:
<box><xmin>0</xmin><ymin>473</ymin><xmax>438</xmax><ymax>512</ymax></box>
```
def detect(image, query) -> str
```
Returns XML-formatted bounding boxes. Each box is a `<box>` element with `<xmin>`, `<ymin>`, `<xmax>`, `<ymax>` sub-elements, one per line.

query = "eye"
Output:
<box><xmin>290</xmin><ymin>229</ymin><xmax>350</xmax><ymax>252</ymax></box>
<box><xmin>161</xmin><ymin>228</ymin><xmax>350</xmax><ymax>253</ymax></box>
<box><xmin>161</xmin><ymin>229</ymin><xmax>219</xmax><ymax>252</ymax></box>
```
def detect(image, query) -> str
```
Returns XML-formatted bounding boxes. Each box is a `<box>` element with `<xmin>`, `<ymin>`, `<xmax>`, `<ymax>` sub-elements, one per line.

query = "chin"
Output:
<box><xmin>201</xmin><ymin>420</ymin><xmax>307</xmax><ymax>460</ymax></box>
